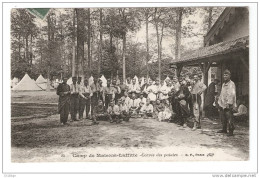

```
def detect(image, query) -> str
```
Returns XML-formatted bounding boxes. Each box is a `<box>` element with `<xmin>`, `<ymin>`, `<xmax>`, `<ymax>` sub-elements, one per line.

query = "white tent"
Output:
<box><xmin>35</xmin><ymin>75</ymin><xmax>54</xmax><ymax>90</ymax></box>
<box><xmin>12</xmin><ymin>74</ymin><xmax>42</xmax><ymax>91</ymax></box>
<box><xmin>100</xmin><ymin>75</ymin><xmax>107</xmax><ymax>87</ymax></box>
<box><xmin>37</xmin><ymin>83</ymin><xmax>54</xmax><ymax>90</ymax></box>
<box><xmin>89</xmin><ymin>76</ymin><xmax>94</xmax><ymax>86</ymax></box>
<box><xmin>67</xmin><ymin>77</ymin><xmax>73</xmax><ymax>85</ymax></box>
<box><xmin>36</xmin><ymin>74</ymin><xmax>47</xmax><ymax>84</ymax></box>
<box><xmin>133</xmin><ymin>75</ymin><xmax>138</xmax><ymax>83</ymax></box>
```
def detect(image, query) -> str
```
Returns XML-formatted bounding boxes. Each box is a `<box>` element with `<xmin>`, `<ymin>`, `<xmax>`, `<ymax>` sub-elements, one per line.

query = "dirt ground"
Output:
<box><xmin>11</xmin><ymin>91</ymin><xmax>249</xmax><ymax>162</ymax></box>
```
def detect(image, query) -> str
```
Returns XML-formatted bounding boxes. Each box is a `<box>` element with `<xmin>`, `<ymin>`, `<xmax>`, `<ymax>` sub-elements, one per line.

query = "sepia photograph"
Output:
<box><xmin>8</xmin><ymin>4</ymin><xmax>251</xmax><ymax>165</ymax></box>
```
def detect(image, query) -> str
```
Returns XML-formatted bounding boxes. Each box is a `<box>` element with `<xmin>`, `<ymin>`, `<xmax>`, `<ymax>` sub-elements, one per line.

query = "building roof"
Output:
<box><xmin>204</xmin><ymin>7</ymin><xmax>235</xmax><ymax>45</ymax></box>
<box><xmin>171</xmin><ymin>35</ymin><xmax>249</xmax><ymax>65</ymax></box>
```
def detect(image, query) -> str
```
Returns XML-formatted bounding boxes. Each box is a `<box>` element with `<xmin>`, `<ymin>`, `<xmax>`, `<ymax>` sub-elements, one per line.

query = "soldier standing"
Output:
<box><xmin>79</xmin><ymin>79</ymin><xmax>92</xmax><ymax>120</ymax></box>
<box><xmin>70</xmin><ymin>76</ymin><xmax>80</xmax><ymax>121</ymax></box>
<box><xmin>217</xmin><ymin>69</ymin><xmax>236</xmax><ymax>136</ymax></box>
<box><xmin>57</xmin><ymin>77</ymin><xmax>71</xmax><ymax>125</ymax></box>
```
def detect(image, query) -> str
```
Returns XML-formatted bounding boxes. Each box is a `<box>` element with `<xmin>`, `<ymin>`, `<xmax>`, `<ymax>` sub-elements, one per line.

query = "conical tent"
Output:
<box><xmin>37</xmin><ymin>83</ymin><xmax>54</xmax><ymax>90</ymax></box>
<box><xmin>67</xmin><ymin>77</ymin><xmax>73</xmax><ymax>85</ymax></box>
<box><xmin>36</xmin><ymin>74</ymin><xmax>47</xmax><ymax>84</ymax></box>
<box><xmin>89</xmin><ymin>76</ymin><xmax>94</xmax><ymax>86</ymax></box>
<box><xmin>12</xmin><ymin>74</ymin><xmax>42</xmax><ymax>91</ymax></box>
<box><xmin>100</xmin><ymin>75</ymin><xmax>107</xmax><ymax>87</ymax></box>
<box><xmin>35</xmin><ymin>74</ymin><xmax>54</xmax><ymax>90</ymax></box>
<box><xmin>134</xmin><ymin>75</ymin><xmax>138</xmax><ymax>82</ymax></box>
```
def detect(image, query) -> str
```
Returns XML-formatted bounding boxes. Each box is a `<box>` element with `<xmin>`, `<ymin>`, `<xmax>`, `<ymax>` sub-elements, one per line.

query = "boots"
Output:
<box><xmin>192</xmin><ymin>122</ymin><xmax>197</xmax><ymax>131</ymax></box>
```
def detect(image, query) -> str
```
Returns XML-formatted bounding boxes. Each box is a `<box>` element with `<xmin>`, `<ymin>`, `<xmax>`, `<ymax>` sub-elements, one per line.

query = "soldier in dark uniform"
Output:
<box><xmin>91</xmin><ymin>77</ymin><xmax>103</xmax><ymax>115</ymax></box>
<box><xmin>70</xmin><ymin>76</ymin><xmax>80</xmax><ymax>121</ymax></box>
<box><xmin>92</xmin><ymin>100</ymin><xmax>107</xmax><ymax>123</ymax></box>
<box><xmin>57</xmin><ymin>77</ymin><xmax>71</xmax><ymax>125</ymax></box>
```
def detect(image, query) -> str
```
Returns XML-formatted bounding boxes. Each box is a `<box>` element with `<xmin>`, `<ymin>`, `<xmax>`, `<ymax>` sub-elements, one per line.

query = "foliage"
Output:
<box><xmin>10</xmin><ymin>7</ymin><xmax>225</xmax><ymax>81</ymax></box>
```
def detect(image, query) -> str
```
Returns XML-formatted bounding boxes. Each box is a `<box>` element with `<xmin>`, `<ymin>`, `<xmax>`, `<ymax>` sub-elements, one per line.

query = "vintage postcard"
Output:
<box><xmin>2</xmin><ymin>1</ymin><xmax>258</xmax><ymax>175</ymax></box>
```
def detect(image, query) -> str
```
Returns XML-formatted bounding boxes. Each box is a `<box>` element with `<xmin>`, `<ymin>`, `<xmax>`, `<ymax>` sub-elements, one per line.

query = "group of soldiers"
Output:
<box><xmin>57</xmin><ymin>69</ymin><xmax>237</xmax><ymax>136</ymax></box>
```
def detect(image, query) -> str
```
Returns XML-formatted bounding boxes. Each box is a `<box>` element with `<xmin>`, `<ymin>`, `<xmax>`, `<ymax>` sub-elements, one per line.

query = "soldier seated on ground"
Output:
<box><xmin>154</xmin><ymin>99</ymin><xmax>165</xmax><ymax>119</ymax></box>
<box><xmin>158</xmin><ymin>100</ymin><xmax>174</xmax><ymax>122</ymax></box>
<box><xmin>129</xmin><ymin>93</ymin><xmax>141</xmax><ymax>117</ymax></box>
<box><xmin>92</xmin><ymin>99</ymin><xmax>109</xmax><ymax>124</ymax></box>
<box><xmin>118</xmin><ymin>99</ymin><xmax>130</xmax><ymax>122</ymax></box>
<box><xmin>140</xmin><ymin>98</ymin><xmax>154</xmax><ymax>119</ymax></box>
<box><xmin>233</xmin><ymin>98</ymin><xmax>248</xmax><ymax>122</ymax></box>
<box><xmin>107</xmin><ymin>101</ymin><xmax>121</xmax><ymax>123</ymax></box>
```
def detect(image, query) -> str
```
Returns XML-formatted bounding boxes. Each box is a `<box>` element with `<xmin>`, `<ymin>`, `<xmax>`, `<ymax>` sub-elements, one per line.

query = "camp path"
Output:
<box><xmin>11</xmin><ymin>113</ymin><xmax>249</xmax><ymax>162</ymax></box>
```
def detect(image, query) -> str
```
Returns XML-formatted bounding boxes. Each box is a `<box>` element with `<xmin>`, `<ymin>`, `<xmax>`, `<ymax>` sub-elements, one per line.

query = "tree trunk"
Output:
<box><xmin>208</xmin><ymin>7</ymin><xmax>213</xmax><ymax>32</ymax></box>
<box><xmin>87</xmin><ymin>8</ymin><xmax>91</xmax><ymax>78</ymax></box>
<box><xmin>29</xmin><ymin>34</ymin><xmax>33</xmax><ymax>70</ymax></box>
<box><xmin>122</xmin><ymin>33</ymin><xmax>126</xmax><ymax>83</ymax></box>
<box><xmin>25</xmin><ymin>35</ymin><xmax>29</xmax><ymax>71</ymax></box>
<box><xmin>77</xmin><ymin>8</ymin><xmax>85</xmax><ymax>81</ymax></box>
<box><xmin>175</xmin><ymin>8</ymin><xmax>183</xmax><ymax>61</ymax></box>
<box><xmin>46</xmin><ymin>15</ymin><xmax>51</xmax><ymax>92</ymax></box>
<box><xmin>155</xmin><ymin>22</ymin><xmax>161</xmax><ymax>83</ymax></box>
<box><xmin>18</xmin><ymin>33</ymin><xmax>21</xmax><ymax>61</ymax></box>
<box><xmin>72</xmin><ymin>9</ymin><xmax>76</xmax><ymax>77</ymax></box>
<box><xmin>98</xmin><ymin>8</ymin><xmax>103</xmax><ymax>75</ymax></box>
<box><xmin>145</xmin><ymin>11</ymin><xmax>149</xmax><ymax>80</ymax></box>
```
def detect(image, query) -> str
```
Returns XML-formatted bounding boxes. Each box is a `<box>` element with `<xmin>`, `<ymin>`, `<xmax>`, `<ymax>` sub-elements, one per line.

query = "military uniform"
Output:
<box><xmin>70</xmin><ymin>79</ymin><xmax>80</xmax><ymax>121</ymax></box>
<box><xmin>103</xmin><ymin>86</ymin><xmax>117</xmax><ymax>109</ymax></box>
<box><xmin>57</xmin><ymin>82</ymin><xmax>71</xmax><ymax>124</ymax></box>
<box><xmin>79</xmin><ymin>84</ymin><xmax>92</xmax><ymax>119</ymax></box>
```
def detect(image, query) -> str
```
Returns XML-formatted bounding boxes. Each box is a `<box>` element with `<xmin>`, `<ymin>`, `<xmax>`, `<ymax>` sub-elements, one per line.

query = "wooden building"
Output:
<box><xmin>171</xmin><ymin>7</ymin><xmax>249</xmax><ymax>105</ymax></box>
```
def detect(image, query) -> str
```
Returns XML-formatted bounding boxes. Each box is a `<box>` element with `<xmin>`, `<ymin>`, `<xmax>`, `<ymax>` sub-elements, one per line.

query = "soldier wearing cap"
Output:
<box><xmin>90</xmin><ymin>77</ymin><xmax>103</xmax><ymax>115</ymax></box>
<box><xmin>70</xmin><ymin>76</ymin><xmax>80</xmax><ymax>121</ymax></box>
<box><xmin>118</xmin><ymin>98</ymin><xmax>130</xmax><ymax>122</ymax></box>
<box><xmin>128</xmin><ymin>78</ymin><xmax>141</xmax><ymax>95</ymax></box>
<box><xmin>217</xmin><ymin>69</ymin><xmax>236</xmax><ymax>136</ymax></box>
<box><xmin>103</xmin><ymin>79</ymin><xmax>117</xmax><ymax>109</ymax></box>
<box><xmin>111</xmin><ymin>78</ymin><xmax>121</xmax><ymax>105</ymax></box>
<box><xmin>107</xmin><ymin>100</ymin><xmax>121</xmax><ymax>123</ymax></box>
<box><xmin>79</xmin><ymin>79</ymin><xmax>92</xmax><ymax>120</ymax></box>
<box><xmin>191</xmin><ymin>74</ymin><xmax>207</xmax><ymax>130</ymax></box>
<box><xmin>57</xmin><ymin>76</ymin><xmax>71</xmax><ymax>125</ymax></box>
<box><xmin>139</xmin><ymin>92</ymin><xmax>147</xmax><ymax>108</ymax></box>
<box><xmin>129</xmin><ymin>93</ymin><xmax>141</xmax><ymax>117</ymax></box>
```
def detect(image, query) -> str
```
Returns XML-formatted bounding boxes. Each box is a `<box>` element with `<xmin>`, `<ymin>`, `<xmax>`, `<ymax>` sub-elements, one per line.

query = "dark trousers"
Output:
<box><xmin>110</xmin><ymin>113</ymin><xmax>120</xmax><ymax>122</ymax></box>
<box><xmin>79</xmin><ymin>98</ymin><xmax>90</xmax><ymax>119</ymax></box>
<box><xmin>70</xmin><ymin>95</ymin><xmax>79</xmax><ymax>120</ymax></box>
<box><xmin>93</xmin><ymin>114</ymin><xmax>109</xmax><ymax>121</ymax></box>
<box><xmin>115</xmin><ymin>93</ymin><xmax>120</xmax><ymax>104</ymax></box>
<box><xmin>219</xmin><ymin>108</ymin><xmax>235</xmax><ymax>132</ymax></box>
<box><xmin>60</xmin><ymin>102</ymin><xmax>70</xmax><ymax>124</ymax></box>
<box><xmin>91</xmin><ymin>93</ymin><xmax>98</xmax><ymax>115</ymax></box>
<box><xmin>188</xmin><ymin>98</ymin><xmax>194</xmax><ymax>117</ymax></box>
<box><xmin>105</xmin><ymin>94</ymin><xmax>113</xmax><ymax>109</ymax></box>
<box><xmin>192</xmin><ymin>94</ymin><xmax>202</xmax><ymax>125</ymax></box>
<box><xmin>120</xmin><ymin>111</ymin><xmax>130</xmax><ymax>121</ymax></box>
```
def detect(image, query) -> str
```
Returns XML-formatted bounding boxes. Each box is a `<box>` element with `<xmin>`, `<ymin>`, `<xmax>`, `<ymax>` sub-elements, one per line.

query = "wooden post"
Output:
<box><xmin>198</xmin><ymin>61</ymin><xmax>212</xmax><ymax>118</ymax></box>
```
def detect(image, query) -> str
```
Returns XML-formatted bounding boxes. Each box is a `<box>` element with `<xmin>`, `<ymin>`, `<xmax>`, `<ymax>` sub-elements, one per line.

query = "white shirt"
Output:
<box><xmin>234</xmin><ymin>104</ymin><xmax>247</xmax><ymax>116</ymax></box>
<box><xmin>124</xmin><ymin>96</ymin><xmax>131</xmax><ymax>109</ymax></box>
<box><xmin>147</xmin><ymin>84</ymin><xmax>159</xmax><ymax>101</ymax></box>
<box><xmin>129</xmin><ymin>98</ymin><xmax>141</xmax><ymax>108</ymax></box>
<box><xmin>159</xmin><ymin>85</ymin><xmax>171</xmax><ymax>100</ymax></box>
<box><xmin>140</xmin><ymin>104</ymin><xmax>153</xmax><ymax>113</ymax></box>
